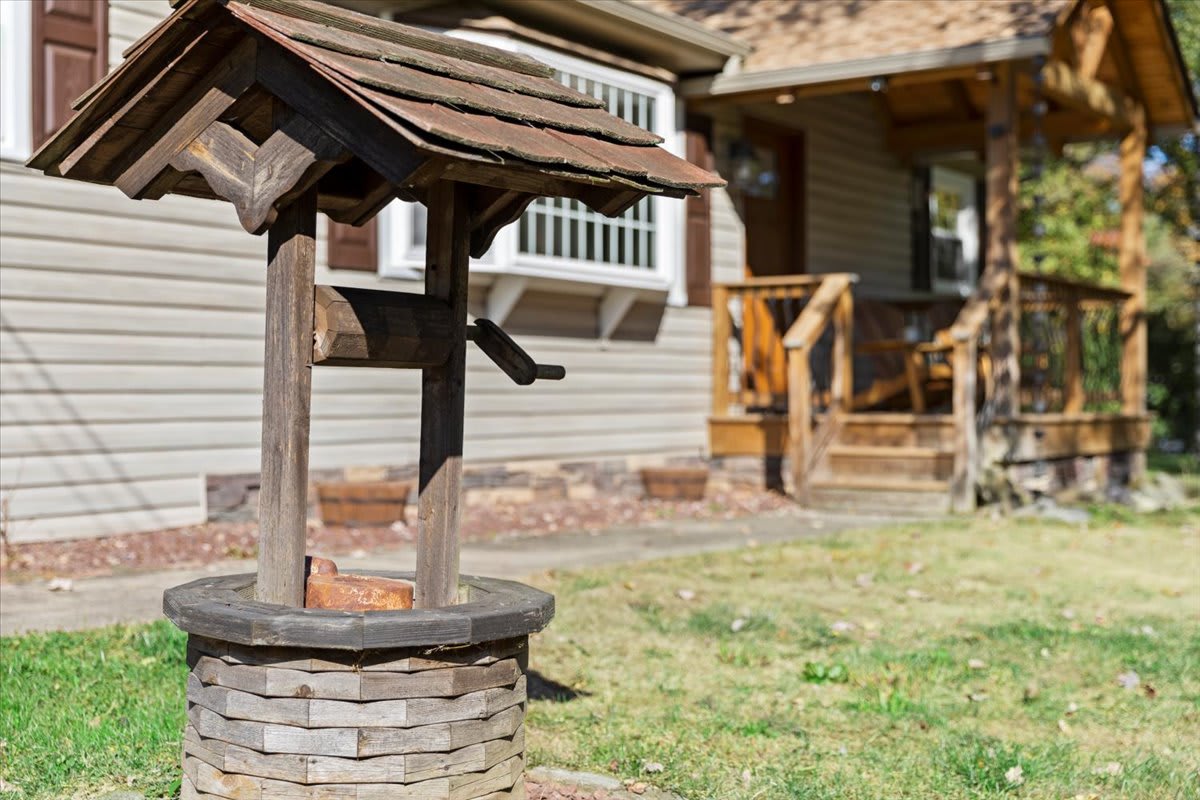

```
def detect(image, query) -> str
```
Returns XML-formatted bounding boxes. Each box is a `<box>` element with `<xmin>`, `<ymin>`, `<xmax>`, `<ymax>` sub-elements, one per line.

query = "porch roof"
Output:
<box><xmin>645</xmin><ymin>0</ymin><xmax>1196</xmax><ymax>131</ymax></box>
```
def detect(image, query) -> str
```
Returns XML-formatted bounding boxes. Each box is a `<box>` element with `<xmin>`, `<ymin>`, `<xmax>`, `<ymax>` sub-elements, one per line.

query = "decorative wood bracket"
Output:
<box><xmin>170</xmin><ymin>109</ymin><xmax>349</xmax><ymax>234</ymax></box>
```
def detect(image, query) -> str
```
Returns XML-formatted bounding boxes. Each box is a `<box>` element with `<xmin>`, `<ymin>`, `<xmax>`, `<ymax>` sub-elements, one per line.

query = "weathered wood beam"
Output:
<box><xmin>1119</xmin><ymin>106</ymin><xmax>1147</xmax><ymax>432</ymax></box>
<box><xmin>115</xmin><ymin>37</ymin><xmax>257</xmax><ymax>199</ymax></box>
<box><xmin>255</xmin><ymin>41</ymin><xmax>426</xmax><ymax>189</ymax></box>
<box><xmin>1040</xmin><ymin>58</ymin><xmax>1136</xmax><ymax>129</ymax></box>
<box><xmin>312</xmin><ymin>285</ymin><xmax>453</xmax><ymax>369</ymax></box>
<box><xmin>887</xmin><ymin>110</ymin><xmax>1112</xmax><ymax>156</ymax></box>
<box><xmin>255</xmin><ymin>186</ymin><xmax>318</xmax><ymax>608</ymax></box>
<box><xmin>416</xmin><ymin>181</ymin><xmax>470</xmax><ymax>609</ymax></box>
<box><xmin>1071</xmin><ymin>2</ymin><xmax>1114</xmax><ymax>80</ymax></box>
<box><xmin>986</xmin><ymin>62</ymin><xmax>1021</xmax><ymax>419</ymax></box>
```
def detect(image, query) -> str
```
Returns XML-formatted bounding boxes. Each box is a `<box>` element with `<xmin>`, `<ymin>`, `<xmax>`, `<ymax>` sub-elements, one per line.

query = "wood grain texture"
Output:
<box><xmin>313</xmin><ymin>286</ymin><xmax>454</xmax><ymax>369</ymax></box>
<box><xmin>417</xmin><ymin>181</ymin><xmax>470</xmax><ymax>609</ymax></box>
<box><xmin>255</xmin><ymin>188</ymin><xmax>318</xmax><ymax>608</ymax></box>
<box><xmin>114</xmin><ymin>37</ymin><xmax>256</xmax><ymax>199</ymax></box>
<box><xmin>165</xmin><ymin>574</ymin><xmax>552</xmax><ymax>650</ymax></box>
<box><xmin>985</xmin><ymin>62</ymin><xmax>1021</xmax><ymax>419</ymax></box>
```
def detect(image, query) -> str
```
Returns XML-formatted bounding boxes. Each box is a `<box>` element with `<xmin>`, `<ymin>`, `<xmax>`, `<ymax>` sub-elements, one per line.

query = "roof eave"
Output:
<box><xmin>682</xmin><ymin>34</ymin><xmax>1052</xmax><ymax>99</ymax></box>
<box><xmin>575</xmin><ymin>0</ymin><xmax>752</xmax><ymax>59</ymax></box>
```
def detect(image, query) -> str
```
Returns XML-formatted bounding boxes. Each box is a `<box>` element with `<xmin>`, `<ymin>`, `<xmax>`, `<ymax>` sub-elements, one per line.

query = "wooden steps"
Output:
<box><xmin>825</xmin><ymin>444</ymin><xmax>954</xmax><ymax>481</ymax></box>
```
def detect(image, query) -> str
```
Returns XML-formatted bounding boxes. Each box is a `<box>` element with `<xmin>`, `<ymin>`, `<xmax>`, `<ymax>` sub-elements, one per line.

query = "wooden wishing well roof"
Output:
<box><xmin>28</xmin><ymin>0</ymin><xmax>722</xmax><ymax>253</ymax></box>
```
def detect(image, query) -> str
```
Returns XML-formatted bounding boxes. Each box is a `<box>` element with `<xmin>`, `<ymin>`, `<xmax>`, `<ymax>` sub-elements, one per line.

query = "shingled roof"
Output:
<box><xmin>29</xmin><ymin>0</ymin><xmax>721</xmax><ymax>248</ymax></box>
<box><xmin>637</xmin><ymin>0</ymin><xmax>1073</xmax><ymax>74</ymax></box>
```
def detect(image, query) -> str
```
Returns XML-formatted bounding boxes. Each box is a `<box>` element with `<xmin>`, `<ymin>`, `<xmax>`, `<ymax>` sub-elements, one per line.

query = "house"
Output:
<box><xmin>1</xmin><ymin>0</ymin><xmax>1194</xmax><ymax>543</ymax></box>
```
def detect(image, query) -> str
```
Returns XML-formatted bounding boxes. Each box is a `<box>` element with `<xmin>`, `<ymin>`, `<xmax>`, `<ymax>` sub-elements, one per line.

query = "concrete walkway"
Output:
<box><xmin>0</xmin><ymin>509</ymin><xmax>890</xmax><ymax>635</ymax></box>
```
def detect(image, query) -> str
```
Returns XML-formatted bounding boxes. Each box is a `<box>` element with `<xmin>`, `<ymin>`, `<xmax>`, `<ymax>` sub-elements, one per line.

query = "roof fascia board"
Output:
<box><xmin>574</xmin><ymin>0</ymin><xmax>752</xmax><ymax>58</ymax></box>
<box><xmin>682</xmin><ymin>34</ymin><xmax>1052</xmax><ymax>98</ymax></box>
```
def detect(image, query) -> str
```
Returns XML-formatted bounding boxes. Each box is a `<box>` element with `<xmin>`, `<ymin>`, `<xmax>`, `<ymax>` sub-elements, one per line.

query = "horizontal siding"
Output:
<box><xmin>708</xmin><ymin>94</ymin><xmax>912</xmax><ymax>294</ymax></box>
<box><xmin>0</xmin><ymin>1</ymin><xmax>716</xmax><ymax>543</ymax></box>
<box><xmin>0</xmin><ymin>153</ymin><xmax>712</xmax><ymax>542</ymax></box>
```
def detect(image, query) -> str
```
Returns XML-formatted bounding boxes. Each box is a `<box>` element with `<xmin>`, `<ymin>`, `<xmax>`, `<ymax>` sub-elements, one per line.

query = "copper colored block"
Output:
<box><xmin>305</xmin><ymin>573</ymin><xmax>414</xmax><ymax>611</ymax></box>
<box><xmin>307</xmin><ymin>556</ymin><xmax>339</xmax><ymax>576</ymax></box>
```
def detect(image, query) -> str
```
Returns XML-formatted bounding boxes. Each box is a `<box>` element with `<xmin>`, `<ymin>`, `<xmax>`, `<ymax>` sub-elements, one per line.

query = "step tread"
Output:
<box><xmin>810</xmin><ymin>476</ymin><xmax>950</xmax><ymax>492</ymax></box>
<box><xmin>827</xmin><ymin>444</ymin><xmax>953</xmax><ymax>458</ymax></box>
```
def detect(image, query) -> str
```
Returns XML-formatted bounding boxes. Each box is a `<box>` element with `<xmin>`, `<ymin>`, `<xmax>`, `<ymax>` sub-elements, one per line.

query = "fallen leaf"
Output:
<box><xmin>1058</xmin><ymin>718</ymin><xmax>1072</xmax><ymax>733</ymax></box>
<box><xmin>1004</xmin><ymin>765</ymin><xmax>1024</xmax><ymax>786</ymax></box>
<box><xmin>967</xmin><ymin>691</ymin><xmax>988</xmax><ymax>703</ymax></box>
<box><xmin>905</xmin><ymin>561</ymin><xmax>926</xmax><ymax>575</ymax></box>
<box><xmin>676</xmin><ymin>589</ymin><xmax>695</xmax><ymax>601</ymax></box>
<box><xmin>1023</xmin><ymin>682</ymin><xmax>1040</xmax><ymax>702</ymax></box>
<box><xmin>830</xmin><ymin>620</ymin><xmax>855</xmax><ymax>634</ymax></box>
<box><xmin>855</xmin><ymin>573</ymin><xmax>874</xmax><ymax>588</ymax></box>
<box><xmin>1117</xmin><ymin>670</ymin><xmax>1140</xmax><ymax>691</ymax></box>
<box><xmin>1065</xmin><ymin>701</ymin><xmax>1079</xmax><ymax>715</ymax></box>
<box><xmin>967</xmin><ymin>658</ymin><xmax>987</xmax><ymax>670</ymax></box>
<box><xmin>0</xmin><ymin>778</ymin><xmax>21</xmax><ymax>794</ymax></box>
<box><xmin>1093</xmin><ymin>762</ymin><xmax>1123</xmax><ymax>777</ymax></box>
<box><xmin>730</xmin><ymin>618</ymin><xmax>747</xmax><ymax>633</ymax></box>
<box><xmin>905</xmin><ymin>588</ymin><xmax>929</xmax><ymax>600</ymax></box>
<box><xmin>1142</xmin><ymin>683</ymin><xmax>1157</xmax><ymax>699</ymax></box>
<box><xmin>642</xmin><ymin>761</ymin><xmax>664</xmax><ymax>773</ymax></box>
<box><xmin>46</xmin><ymin>578</ymin><xmax>73</xmax><ymax>592</ymax></box>
<box><xmin>630</xmin><ymin>781</ymin><xmax>647</xmax><ymax>795</ymax></box>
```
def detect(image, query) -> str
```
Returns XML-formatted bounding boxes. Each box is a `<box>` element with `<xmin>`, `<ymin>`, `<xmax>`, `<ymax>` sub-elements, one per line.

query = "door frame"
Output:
<box><xmin>741</xmin><ymin>115</ymin><xmax>806</xmax><ymax>279</ymax></box>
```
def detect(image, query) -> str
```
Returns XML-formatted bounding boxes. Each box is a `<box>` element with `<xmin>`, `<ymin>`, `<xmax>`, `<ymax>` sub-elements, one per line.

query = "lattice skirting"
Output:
<box><xmin>180</xmin><ymin>634</ymin><xmax>529</xmax><ymax>800</ymax></box>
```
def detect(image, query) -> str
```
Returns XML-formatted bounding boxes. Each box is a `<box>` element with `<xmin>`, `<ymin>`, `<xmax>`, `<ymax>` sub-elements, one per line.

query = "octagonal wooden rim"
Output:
<box><xmin>163</xmin><ymin>572</ymin><xmax>554</xmax><ymax>651</ymax></box>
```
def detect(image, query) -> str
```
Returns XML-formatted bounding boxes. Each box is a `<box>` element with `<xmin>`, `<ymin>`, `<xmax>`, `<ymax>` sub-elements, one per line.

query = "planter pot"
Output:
<box><xmin>314</xmin><ymin>481</ymin><xmax>412</xmax><ymax>527</ymax></box>
<box><xmin>640</xmin><ymin>467</ymin><xmax>709</xmax><ymax>501</ymax></box>
<box><xmin>164</xmin><ymin>572</ymin><xmax>553</xmax><ymax>800</ymax></box>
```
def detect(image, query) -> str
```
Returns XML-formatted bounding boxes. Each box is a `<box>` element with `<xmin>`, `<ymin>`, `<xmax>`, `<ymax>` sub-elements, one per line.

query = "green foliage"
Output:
<box><xmin>802</xmin><ymin>660</ymin><xmax>849</xmax><ymax>684</ymax></box>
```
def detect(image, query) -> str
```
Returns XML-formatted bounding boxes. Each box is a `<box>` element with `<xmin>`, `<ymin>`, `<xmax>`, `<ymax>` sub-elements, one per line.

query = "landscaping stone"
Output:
<box><xmin>1013</xmin><ymin>497</ymin><xmax>1090</xmax><ymax>525</ymax></box>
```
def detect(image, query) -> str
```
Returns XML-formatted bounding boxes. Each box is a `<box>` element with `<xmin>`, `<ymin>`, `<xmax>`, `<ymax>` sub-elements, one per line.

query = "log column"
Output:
<box><xmin>255</xmin><ymin>187</ymin><xmax>318</xmax><ymax>606</ymax></box>
<box><xmin>985</xmin><ymin>62</ymin><xmax>1021</xmax><ymax>418</ymax></box>
<box><xmin>1119</xmin><ymin>106</ymin><xmax>1147</xmax><ymax>479</ymax></box>
<box><xmin>417</xmin><ymin>181</ymin><xmax>471</xmax><ymax>608</ymax></box>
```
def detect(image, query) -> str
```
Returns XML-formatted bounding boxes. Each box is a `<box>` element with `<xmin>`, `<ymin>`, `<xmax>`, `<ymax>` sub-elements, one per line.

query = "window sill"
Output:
<box><xmin>380</xmin><ymin>257</ymin><xmax>673</xmax><ymax>295</ymax></box>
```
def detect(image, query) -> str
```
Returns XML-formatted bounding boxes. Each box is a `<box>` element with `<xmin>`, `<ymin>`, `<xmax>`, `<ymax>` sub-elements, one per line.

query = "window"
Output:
<box><xmin>380</xmin><ymin>34</ymin><xmax>684</xmax><ymax>301</ymax></box>
<box><xmin>0</xmin><ymin>0</ymin><xmax>32</xmax><ymax>161</ymax></box>
<box><xmin>928</xmin><ymin>166</ymin><xmax>979</xmax><ymax>296</ymax></box>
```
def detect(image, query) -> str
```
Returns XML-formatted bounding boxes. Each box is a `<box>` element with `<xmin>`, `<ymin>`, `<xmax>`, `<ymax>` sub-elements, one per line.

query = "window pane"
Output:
<box><xmin>517</xmin><ymin>66</ymin><xmax>662</xmax><ymax>271</ymax></box>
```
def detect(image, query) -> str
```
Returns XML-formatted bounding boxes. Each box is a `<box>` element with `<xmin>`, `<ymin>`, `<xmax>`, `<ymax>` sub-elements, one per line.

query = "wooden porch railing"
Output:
<box><xmin>711</xmin><ymin>273</ymin><xmax>857</xmax><ymax>498</ymax></box>
<box><xmin>946</xmin><ymin>268</ymin><xmax>1132</xmax><ymax>511</ymax></box>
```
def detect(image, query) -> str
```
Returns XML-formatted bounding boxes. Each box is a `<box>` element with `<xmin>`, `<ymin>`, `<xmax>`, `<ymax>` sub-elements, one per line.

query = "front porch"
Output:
<box><xmin>696</xmin><ymin>1</ymin><xmax>1166</xmax><ymax>512</ymax></box>
<box><xmin>708</xmin><ymin>268</ymin><xmax>1151</xmax><ymax>510</ymax></box>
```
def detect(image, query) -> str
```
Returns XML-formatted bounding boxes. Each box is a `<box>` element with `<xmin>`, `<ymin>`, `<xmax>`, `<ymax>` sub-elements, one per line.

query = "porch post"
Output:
<box><xmin>1119</xmin><ymin>106</ymin><xmax>1147</xmax><ymax>479</ymax></box>
<box><xmin>985</xmin><ymin>61</ymin><xmax>1021</xmax><ymax>419</ymax></box>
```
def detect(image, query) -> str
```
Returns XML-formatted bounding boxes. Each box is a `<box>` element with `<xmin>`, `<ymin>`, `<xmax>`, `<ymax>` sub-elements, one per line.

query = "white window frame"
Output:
<box><xmin>929</xmin><ymin>165</ymin><xmax>979</xmax><ymax>297</ymax></box>
<box><xmin>379</xmin><ymin>32</ymin><xmax>687</xmax><ymax>304</ymax></box>
<box><xmin>0</xmin><ymin>0</ymin><xmax>33</xmax><ymax>162</ymax></box>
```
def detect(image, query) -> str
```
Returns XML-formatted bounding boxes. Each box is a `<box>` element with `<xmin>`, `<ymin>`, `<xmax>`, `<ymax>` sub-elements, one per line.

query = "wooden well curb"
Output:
<box><xmin>164</xmin><ymin>573</ymin><xmax>555</xmax><ymax>650</ymax></box>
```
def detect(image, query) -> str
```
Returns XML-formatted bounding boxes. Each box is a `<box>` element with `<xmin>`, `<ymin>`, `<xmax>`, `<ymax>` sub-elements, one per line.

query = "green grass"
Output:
<box><xmin>2</xmin><ymin>511</ymin><xmax>1198</xmax><ymax>799</ymax></box>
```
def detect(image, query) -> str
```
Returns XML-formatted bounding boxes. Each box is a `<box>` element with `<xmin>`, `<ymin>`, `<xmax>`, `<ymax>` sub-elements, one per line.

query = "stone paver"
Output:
<box><xmin>1</xmin><ymin>509</ymin><xmax>889</xmax><ymax>635</ymax></box>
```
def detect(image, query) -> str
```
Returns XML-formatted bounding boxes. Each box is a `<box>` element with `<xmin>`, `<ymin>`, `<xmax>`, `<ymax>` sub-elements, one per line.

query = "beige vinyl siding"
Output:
<box><xmin>709</xmin><ymin>94</ymin><xmax>912</xmax><ymax>293</ymax></box>
<box><xmin>0</xmin><ymin>3</ymin><xmax>714</xmax><ymax>543</ymax></box>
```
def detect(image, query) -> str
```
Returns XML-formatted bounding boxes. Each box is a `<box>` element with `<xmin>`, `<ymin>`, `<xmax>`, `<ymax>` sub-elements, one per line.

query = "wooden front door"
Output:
<box><xmin>741</xmin><ymin>121</ymin><xmax>805</xmax><ymax>403</ymax></box>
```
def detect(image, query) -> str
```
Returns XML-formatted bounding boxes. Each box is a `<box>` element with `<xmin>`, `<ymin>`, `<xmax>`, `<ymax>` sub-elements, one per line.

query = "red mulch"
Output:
<box><xmin>0</xmin><ymin>490</ymin><xmax>793</xmax><ymax>581</ymax></box>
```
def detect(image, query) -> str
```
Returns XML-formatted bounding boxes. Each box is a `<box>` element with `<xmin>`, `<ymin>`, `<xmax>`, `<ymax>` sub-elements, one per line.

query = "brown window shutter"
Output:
<box><xmin>684</xmin><ymin>115</ymin><xmax>714</xmax><ymax>307</ymax></box>
<box><xmin>327</xmin><ymin>218</ymin><xmax>378</xmax><ymax>272</ymax></box>
<box><xmin>32</xmin><ymin>0</ymin><xmax>108</xmax><ymax>148</ymax></box>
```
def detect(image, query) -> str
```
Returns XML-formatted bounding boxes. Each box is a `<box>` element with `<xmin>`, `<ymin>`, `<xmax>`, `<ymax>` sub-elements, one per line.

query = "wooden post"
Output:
<box><xmin>951</xmin><ymin>338</ymin><xmax>978</xmax><ymax>512</ymax></box>
<box><xmin>985</xmin><ymin>61</ymin><xmax>1020</xmax><ymax>419</ymax></box>
<box><xmin>832</xmin><ymin>287</ymin><xmax>854</xmax><ymax>412</ymax></box>
<box><xmin>1064</xmin><ymin>292</ymin><xmax>1085</xmax><ymax>413</ymax></box>
<box><xmin>255</xmin><ymin>186</ymin><xmax>318</xmax><ymax>606</ymax></box>
<box><xmin>1119</xmin><ymin>106</ymin><xmax>1147</xmax><ymax>480</ymax></box>
<box><xmin>416</xmin><ymin>181</ymin><xmax>470</xmax><ymax>609</ymax></box>
<box><xmin>788</xmin><ymin>346</ymin><xmax>812</xmax><ymax>502</ymax></box>
<box><xmin>711</xmin><ymin>285</ymin><xmax>731</xmax><ymax>417</ymax></box>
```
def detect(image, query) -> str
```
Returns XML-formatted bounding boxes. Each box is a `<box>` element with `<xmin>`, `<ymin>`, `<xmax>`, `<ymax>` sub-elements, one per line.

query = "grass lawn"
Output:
<box><xmin>2</xmin><ymin>510</ymin><xmax>1198</xmax><ymax>799</ymax></box>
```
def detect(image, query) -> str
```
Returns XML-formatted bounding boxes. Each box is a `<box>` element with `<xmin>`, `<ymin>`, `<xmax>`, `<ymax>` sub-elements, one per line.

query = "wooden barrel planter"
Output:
<box><xmin>164</xmin><ymin>572</ymin><xmax>554</xmax><ymax>800</ymax></box>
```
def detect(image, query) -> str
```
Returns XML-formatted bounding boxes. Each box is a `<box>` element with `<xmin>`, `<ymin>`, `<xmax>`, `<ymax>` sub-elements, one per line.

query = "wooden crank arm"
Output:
<box><xmin>468</xmin><ymin>319</ymin><xmax>565</xmax><ymax>385</ymax></box>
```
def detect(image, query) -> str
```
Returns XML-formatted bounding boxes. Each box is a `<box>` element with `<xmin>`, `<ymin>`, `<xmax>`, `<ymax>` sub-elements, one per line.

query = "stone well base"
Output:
<box><xmin>164</xmin><ymin>573</ymin><xmax>554</xmax><ymax>800</ymax></box>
